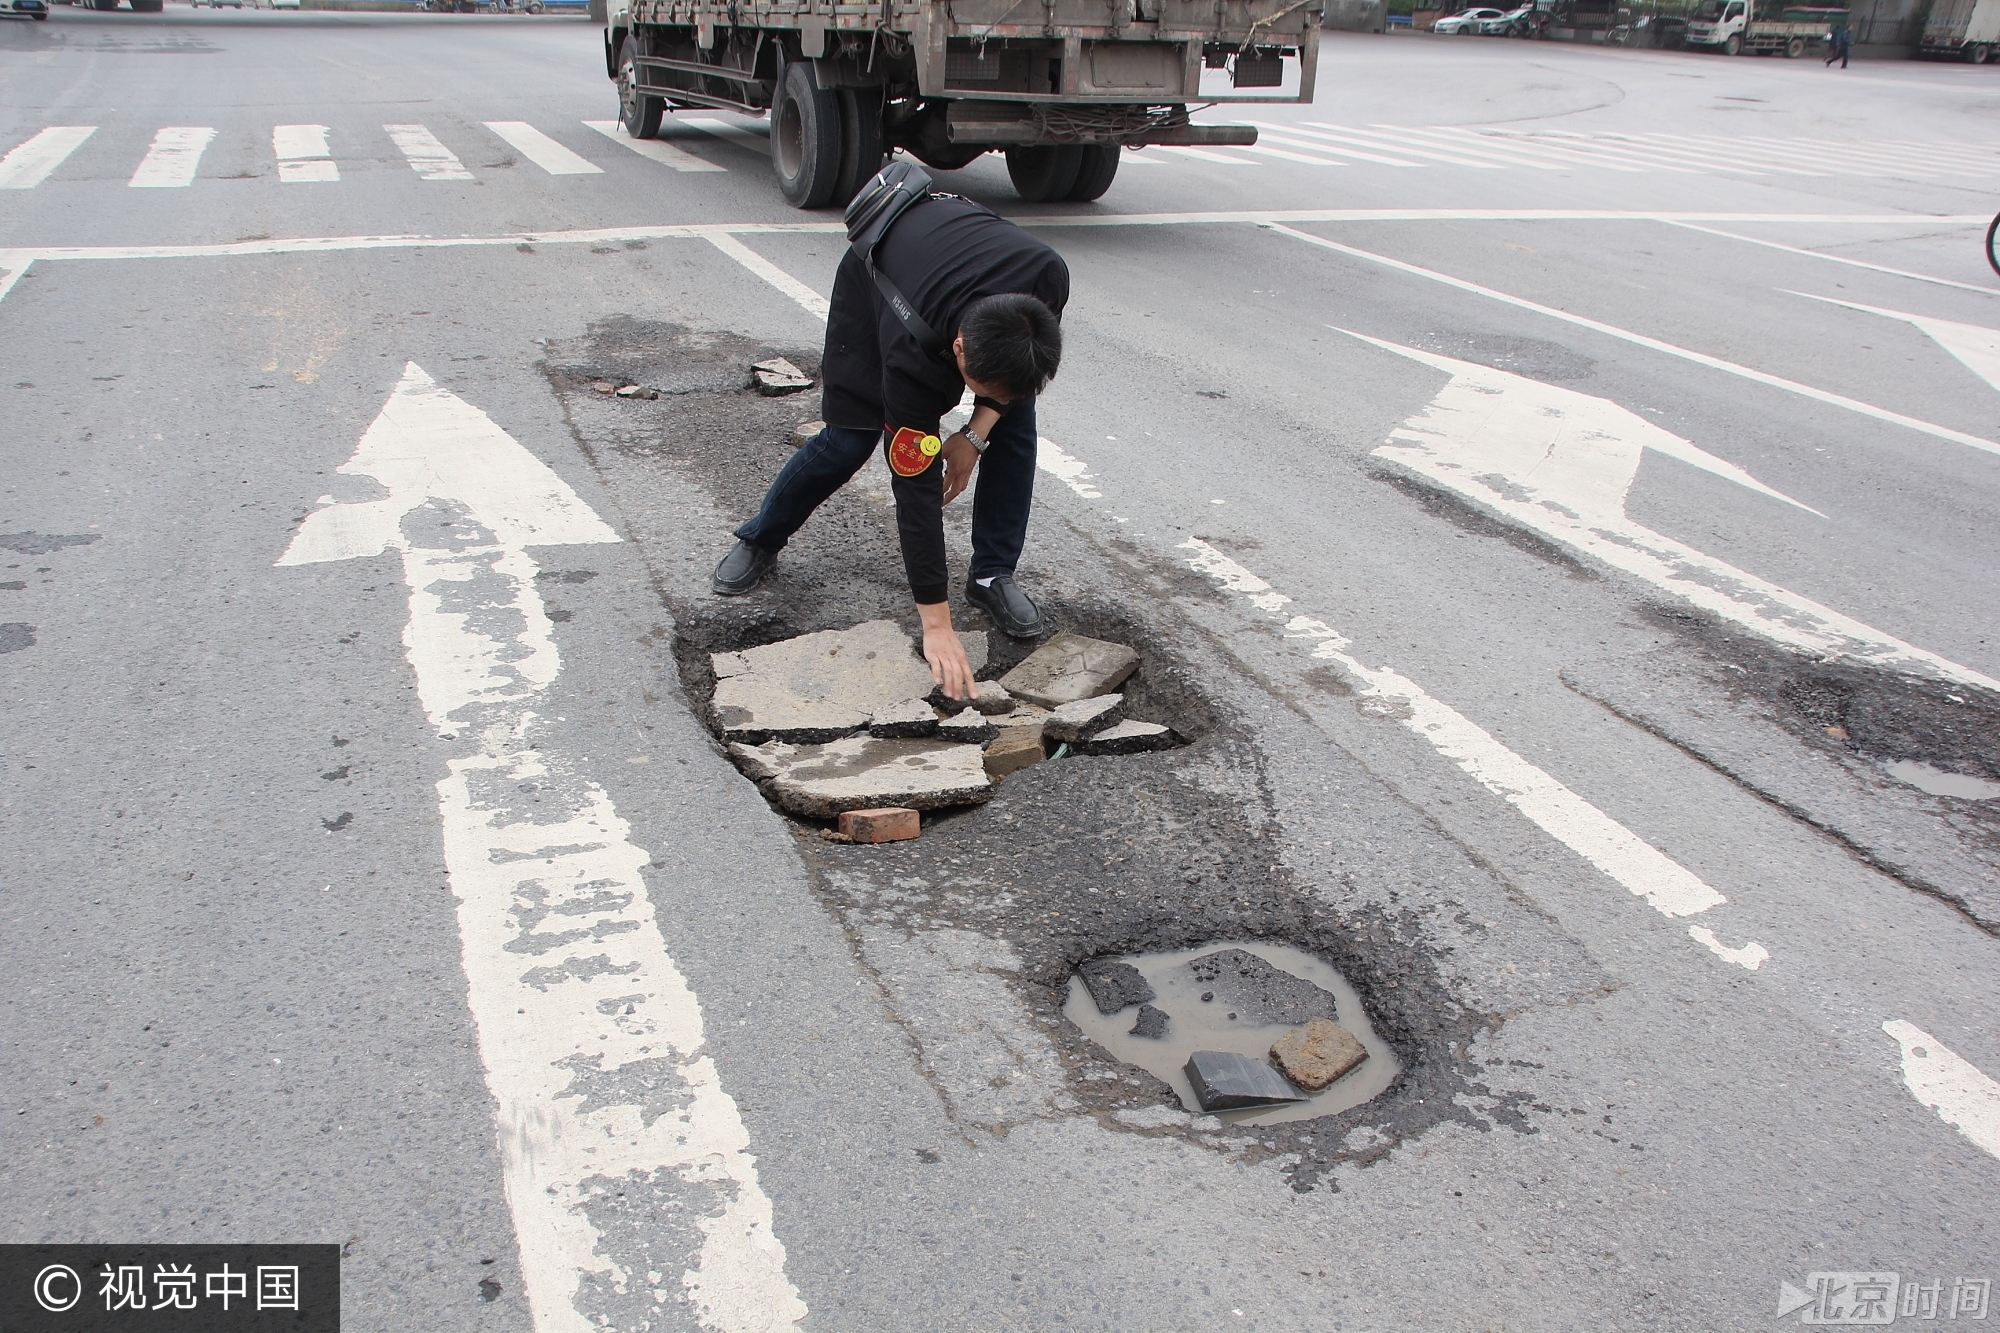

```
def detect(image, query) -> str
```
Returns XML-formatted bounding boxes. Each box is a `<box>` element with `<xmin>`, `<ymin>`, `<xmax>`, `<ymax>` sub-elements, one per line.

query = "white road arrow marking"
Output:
<box><xmin>1792</xmin><ymin>294</ymin><xmax>2000</xmax><ymax>395</ymax></box>
<box><xmin>1178</xmin><ymin>537</ymin><xmax>1769</xmax><ymax>969</ymax></box>
<box><xmin>281</xmin><ymin>364</ymin><xmax>805</xmax><ymax>1333</ymax></box>
<box><xmin>1882</xmin><ymin>1021</ymin><xmax>2000</xmax><ymax>1162</ymax></box>
<box><xmin>1352</xmin><ymin>332</ymin><xmax>2000</xmax><ymax>693</ymax></box>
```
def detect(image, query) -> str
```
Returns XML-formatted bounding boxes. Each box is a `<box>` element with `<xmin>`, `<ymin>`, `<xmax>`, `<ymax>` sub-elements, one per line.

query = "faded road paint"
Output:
<box><xmin>1882</xmin><ymin>1021</ymin><xmax>2000</xmax><ymax>1163</ymax></box>
<box><xmin>281</xmin><ymin>364</ymin><xmax>805</xmax><ymax>1332</ymax></box>
<box><xmin>128</xmin><ymin>127</ymin><xmax>216</xmax><ymax>190</ymax></box>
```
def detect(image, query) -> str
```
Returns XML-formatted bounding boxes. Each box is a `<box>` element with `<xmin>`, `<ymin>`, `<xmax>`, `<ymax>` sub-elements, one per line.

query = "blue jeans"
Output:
<box><xmin>734</xmin><ymin>398</ymin><xmax>1040</xmax><ymax>584</ymax></box>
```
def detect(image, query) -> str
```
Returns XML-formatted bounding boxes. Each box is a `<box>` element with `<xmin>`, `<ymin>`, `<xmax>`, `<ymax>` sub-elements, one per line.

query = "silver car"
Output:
<box><xmin>1431</xmin><ymin>7</ymin><xmax>1507</xmax><ymax>33</ymax></box>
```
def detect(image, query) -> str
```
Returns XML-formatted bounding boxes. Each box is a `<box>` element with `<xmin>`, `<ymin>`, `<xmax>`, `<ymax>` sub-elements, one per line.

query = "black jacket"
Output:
<box><xmin>819</xmin><ymin>194</ymin><xmax>1069</xmax><ymax>603</ymax></box>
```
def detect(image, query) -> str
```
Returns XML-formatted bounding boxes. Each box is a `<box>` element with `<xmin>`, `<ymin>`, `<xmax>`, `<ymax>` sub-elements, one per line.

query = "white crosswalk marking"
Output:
<box><xmin>1156</xmin><ymin>145</ymin><xmax>1256</xmax><ymax>166</ymax></box>
<box><xmin>129</xmin><ymin>127</ymin><xmax>215</xmax><ymax>189</ymax></box>
<box><xmin>483</xmin><ymin>121</ymin><xmax>603</xmax><ymax>176</ymax></box>
<box><xmin>1263</xmin><ymin>124</ymin><xmax>1496</xmax><ymax>169</ymax></box>
<box><xmin>582</xmin><ymin>120</ymin><xmax>726</xmax><ymax>172</ymax></box>
<box><xmin>385</xmin><ymin>124</ymin><xmax>473</xmax><ymax>181</ymax></box>
<box><xmin>1231</xmin><ymin>141</ymin><xmax>1350</xmax><ymax>167</ymax></box>
<box><xmin>273</xmin><ymin>124</ymin><xmax>338</xmax><ymax>183</ymax></box>
<box><xmin>680</xmin><ymin>117</ymin><xmax>770</xmax><ymax>154</ymax></box>
<box><xmin>0</xmin><ymin>127</ymin><xmax>96</xmax><ymax>190</ymax></box>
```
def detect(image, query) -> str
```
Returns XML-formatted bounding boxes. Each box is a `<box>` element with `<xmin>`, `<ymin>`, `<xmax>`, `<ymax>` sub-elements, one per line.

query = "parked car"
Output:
<box><xmin>190</xmin><ymin>0</ymin><xmax>247</xmax><ymax>7</ymax></box>
<box><xmin>2</xmin><ymin>0</ymin><xmax>49</xmax><ymax>18</ymax></box>
<box><xmin>269</xmin><ymin>0</ymin><xmax>301</xmax><ymax>9</ymax></box>
<box><xmin>1485</xmin><ymin>4</ymin><xmax>1533</xmax><ymax>30</ymax></box>
<box><xmin>1432</xmin><ymin>7</ymin><xmax>1507</xmax><ymax>31</ymax></box>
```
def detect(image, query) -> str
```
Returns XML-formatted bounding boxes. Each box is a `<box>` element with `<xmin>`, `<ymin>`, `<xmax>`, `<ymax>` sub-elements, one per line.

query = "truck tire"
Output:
<box><xmin>773</xmin><ymin>61</ymin><xmax>842</xmax><ymax>209</ymax></box>
<box><xmin>1785</xmin><ymin>35</ymin><xmax>1804</xmax><ymax>55</ymax></box>
<box><xmin>1723</xmin><ymin>33</ymin><xmax>1741</xmax><ymax>54</ymax></box>
<box><xmin>1066</xmin><ymin>144</ymin><xmax>1119</xmax><ymax>201</ymax></box>
<box><xmin>617</xmin><ymin>36</ymin><xmax>664</xmax><ymax>139</ymax></box>
<box><xmin>1971</xmin><ymin>43</ymin><xmax>1991</xmax><ymax>62</ymax></box>
<box><xmin>1005</xmin><ymin>146</ymin><xmax>1083</xmax><ymax>203</ymax></box>
<box><xmin>831</xmin><ymin>87</ymin><xmax>886</xmax><ymax>206</ymax></box>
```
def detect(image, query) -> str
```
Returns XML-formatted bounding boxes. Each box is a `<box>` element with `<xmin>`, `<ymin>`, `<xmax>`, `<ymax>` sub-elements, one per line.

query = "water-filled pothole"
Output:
<box><xmin>1064</xmin><ymin>941</ymin><xmax>1402</xmax><ymax>1126</ymax></box>
<box><xmin>1883</xmin><ymin>759</ymin><xmax>2000</xmax><ymax>802</ymax></box>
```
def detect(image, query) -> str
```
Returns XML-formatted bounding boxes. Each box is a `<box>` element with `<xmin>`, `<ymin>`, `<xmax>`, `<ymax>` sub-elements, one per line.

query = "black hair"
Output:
<box><xmin>958</xmin><ymin>293</ymin><xmax>1062</xmax><ymax>400</ymax></box>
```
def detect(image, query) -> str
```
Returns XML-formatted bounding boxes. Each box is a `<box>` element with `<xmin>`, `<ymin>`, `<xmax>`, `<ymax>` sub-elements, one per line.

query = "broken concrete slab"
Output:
<box><xmin>790</xmin><ymin>419</ymin><xmax>825</xmax><ymax>449</ymax></box>
<box><xmin>615</xmin><ymin>384</ymin><xmax>659</xmax><ymax>400</ymax></box>
<box><xmin>734</xmin><ymin>735</ymin><xmax>992</xmax><ymax>817</ymax></box>
<box><xmin>999</xmin><ymin>633</ymin><xmax>1139</xmax><ymax>708</ymax></box>
<box><xmin>982</xmin><ymin>729</ymin><xmax>1045</xmax><ymax>780</ymax></box>
<box><xmin>868</xmin><ymin>697</ymin><xmax>940</xmax><ymax>739</ymax></box>
<box><xmin>1269</xmin><ymin>1017</ymin><xmax>1368</xmax><ymax>1091</ymax></box>
<box><xmin>838</xmin><ymin>807</ymin><xmax>921</xmax><ymax>843</ymax></box>
<box><xmin>752</xmin><ymin>357</ymin><xmax>814</xmax><ymax>395</ymax></box>
<box><xmin>1077</xmin><ymin>719</ymin><xmax>1174</xmax><ymax>756</ymax></box>
<box><xmin>936</xmin><ymin>712</ymin><xmax>994</xmax><ymax>744</ymax></box>
<box><xmin>1043</xmin><ymin>694</ymin><xmax>1125</xmax><ymax>744</ymax></box>
<box><xmin>970</xmin><ymin>680</ymin><xmax>1014</xmax><ymax>715</ymax></box>
<box><xmin>1183</xmin><ymin>949</ymin><xmax>1340</xmax><ymax>1027</ymax></box>
<box><xmin>1129</xmin><ymin>1004</ymin><xmax>1170</xmax><ymax>1039</ymax></box>
<box><xmin>710</xmin><ymin>620</ymin><xmax>938</xmax><ymax>743</ymax></box>
<box><xmin>1183</xmin><ymin>1050</ymin><xmax>1307</xmax><ymax>1112</ymax></box>
<box><xmin>1078</xmin><ymin>959</ymin><xmax>1155</xmax><ymax>1014</ymax></box>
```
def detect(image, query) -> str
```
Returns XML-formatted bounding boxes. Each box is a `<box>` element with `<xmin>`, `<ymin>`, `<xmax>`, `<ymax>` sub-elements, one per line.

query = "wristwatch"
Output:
<box><xmin>962</xmin><ymin>425</ymin><xmax>989</xmax><ymax>455</ymax></box>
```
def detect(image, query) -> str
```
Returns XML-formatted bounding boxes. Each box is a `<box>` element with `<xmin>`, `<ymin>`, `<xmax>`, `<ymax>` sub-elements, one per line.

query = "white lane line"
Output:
<box><xmin>704</xmin><ymin>233</ymin><xmax>829</xmax><ymax>320</ymax></box>
<box><xmin>681</xmin><ymin>117</ymin><xmax>771</xmax><ymax>155</ymax></box>
<box><xmin>1349</xmin><ymin>331</ymin><xmax>2000</xmax><ymax>693</ymax></box>
<box><xmin>273</xmin><ymin>124</ymin><xmax>337</xmax><ymax>184</ymax></box>
<box><xmin>582</xmin><ymin>119</ymin><xmax>726</xmax><ymax>172</ymax></box>
<box><xmin>483</xmin><ymin>121</ymin><xmax>604</xmax><ymax>176</ymax></box>
<box><xmin>385</xmin><ymin>124</ymin><xmax>473</xmax><ymax>181</ymax></box>
<box><xmin>1035</xmin><ymin>437</ymin><xmax>1103</xmax><ymax>498</ymax></box>
<box><xmin>1263</xmin><ymin>223</ymin><xmax>2000</xmax><ymax>460</ymax></box>
<box><xmin>1664</xmin><ymin>221</ymin><xmax>2000</xmax><ymax>297</ymax></box>
<box><xmin>280</xmin><ymin>363</ymin><xmax>805</xmax><ymax>1333</ymax></box>
<box><xmin>0</xmin><ymin>254</ymin><xmax>32</xmax><ymax>304</ymax></box>
<box><xmin>1256</xmin><ymin>124</ymin><xmax>1497</xmax><ymax>169</ymax></box>
<box><xmin>1231</xmin><ymin>141</ymin><xmax>1351</xmax><ymax>167</ymax></box>
<box><xmin>1883</xmin><ymin>1021</ymin><xmax>2000</xmax><ymax>1162</ymax></box>
<box><xmin>1178</xmin><ymin>538</ymin><xmax>1767</xmax><ymax>969</ymax></box>
<box><xmin>128</xmin><ymin>127</ymin><xmax>216</xmax><ymax>189</ymax></box>
<box><xmin>1791</xmin><ymin>294</ymin><xmax>2000</xmax><ymax>395</ymax></box>
<box><xmin>0</xmin><ymin>126</ymin><xmax>96</xmax><ymax>190</ymax></box>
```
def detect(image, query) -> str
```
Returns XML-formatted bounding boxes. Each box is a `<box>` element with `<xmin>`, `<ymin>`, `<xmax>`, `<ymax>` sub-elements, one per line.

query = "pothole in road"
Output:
<box><xmin>1064</xmin><ymin>941</ymin><xmax>1402</xmax><ymax>1126</ymax></box>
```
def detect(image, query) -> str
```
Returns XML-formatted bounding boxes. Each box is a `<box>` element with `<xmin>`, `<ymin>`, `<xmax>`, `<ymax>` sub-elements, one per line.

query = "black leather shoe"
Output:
<box><xmin>712</xmin><ymin>539</ymin><xmax>778</xmax><ymax>596</ymax></box>
<box><xmin>965</xmin><ymin>574</ymin><xmax>1045</xmax><ymax>638</ymax></box>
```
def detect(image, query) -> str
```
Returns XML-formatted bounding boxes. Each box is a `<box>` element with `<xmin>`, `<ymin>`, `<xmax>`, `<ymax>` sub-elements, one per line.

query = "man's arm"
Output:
<box><xmin>940</xmin><ymin>402</ymin><xmax>1003</xmax><ymax>505</ymax></box>
<box><xmin>886</xmin><ymin>441</ymin><xmax>977</xmax><ymax>701</ymax></box>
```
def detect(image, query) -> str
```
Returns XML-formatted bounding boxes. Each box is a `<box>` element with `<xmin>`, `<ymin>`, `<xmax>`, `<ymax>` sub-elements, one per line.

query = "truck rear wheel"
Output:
<box><xmin>832</xmin><ymin>88</ymin><xmax>886</xmax><ymax>207</ymax></box>
<box><xmin>1065</xmin><ymin>145</ymin><xmax>1120</xmax><ymax>202</ymax></box>
<box><xmin>1723</xmin><ymin>33</ymin><xmax>1741</xmax><ymax>54</ymax></box>
<box><xmin>617</xmin><ymin>37</ymin><xmax>664</xmax><ymax>139</ymax></box>
<box><xmin>1971</xmin><ymin>43</ymin><xmax>1991</xmax><ymax>62</ymax></box>
<box><xmin>773</xmin><ymin>61</ymin><xmax>842</xmax><ymax>209</ymax></box>
<box><xmin>1785</xmin><ymin>36</ymin><xmax>1804</xmax><ymax>55</ymax></box>
<box><xmin>1005</xmin><ymin>146</ymin><xmax>1083</xmax><ymax>203</ymax></box>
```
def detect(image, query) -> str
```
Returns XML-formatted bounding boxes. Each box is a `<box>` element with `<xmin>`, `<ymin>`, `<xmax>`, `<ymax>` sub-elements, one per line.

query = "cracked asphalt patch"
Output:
<box><xmin>541</xmin><ymin>318</ymin><xmax>1589</xmax><ymax>1189</ymax></box>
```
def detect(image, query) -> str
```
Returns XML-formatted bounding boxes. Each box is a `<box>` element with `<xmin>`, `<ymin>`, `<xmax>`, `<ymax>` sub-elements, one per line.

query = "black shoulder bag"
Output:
<box><xmin>844</xmin><ymin>160</ymin><xmax>955</xmax><ymax>366</ymax></box>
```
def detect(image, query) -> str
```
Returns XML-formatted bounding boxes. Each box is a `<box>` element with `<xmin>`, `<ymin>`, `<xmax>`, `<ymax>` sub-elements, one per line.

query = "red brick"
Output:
<box><xmin>837</xmin><ymin>807</ymin><xmax>921</xmax><ymax>843</ymax></box>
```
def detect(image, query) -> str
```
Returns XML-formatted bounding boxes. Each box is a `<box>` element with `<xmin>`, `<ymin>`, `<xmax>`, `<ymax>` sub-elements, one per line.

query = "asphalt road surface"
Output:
<box><xmin>4</xmin><ymin>8</ymin><xmax>2000</xmax><ymax>1331</ymax></box>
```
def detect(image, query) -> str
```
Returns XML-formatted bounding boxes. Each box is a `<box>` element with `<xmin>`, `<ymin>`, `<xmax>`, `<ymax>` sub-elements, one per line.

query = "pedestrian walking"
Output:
<box><xmin>1825</xmin><ymin>23</ymin><xmax>1851</xmax><ymax>65</ymax></box>
<box><xmin>710</xmin><ymin>169</ymin><xmax>1068</xmax><ymax>701</ymax></box>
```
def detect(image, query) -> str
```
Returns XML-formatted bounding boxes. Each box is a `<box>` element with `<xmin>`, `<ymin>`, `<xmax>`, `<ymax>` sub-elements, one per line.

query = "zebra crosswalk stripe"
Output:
<box><xmin>274</xmin><ymin>125</ymin><xmax>338</xmax><ymax>184</ymax></box>
<box><xmin>483</xmin><ymin>121</ymin><xmax>603</xmax><ymax>176</ymax></box>
<box><xmin>129</xmin><ymin>127</ymin><xmax>215</xmax><ymax>189</ymax></box>
<box><xmin>386</xmin><ymin>124</ymin><xmax>474</xmax><ymax>181</ymax></box>
<box><xmin>679</xmin><ymin>117</ymin><xmax>770</xmax><ymax>154</ymax></box>
<box><xmin>583</xmin><ymin>120</ymin><xmax>727</xmax><ymax>172</ymax></box>
<box><xmin>0</xmin><ymin>126</ymin><xmax>95</xmax><ymax>190</ymax></box>
<box><xmin>1265</xmin><ymin>123</ymin><xmax>1497</xmax><ymax>169</ymax></box>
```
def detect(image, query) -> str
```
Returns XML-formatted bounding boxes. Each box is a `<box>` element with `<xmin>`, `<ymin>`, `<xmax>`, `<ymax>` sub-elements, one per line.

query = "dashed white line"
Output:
<box><xmin>129</xmin><ymin>127</ymin><xmax>215</xmax><ymax>189</ymax></box>
<box><xmin>484</xmin><ymin>121</ymin><xmax>604</xmax><ymax>176</ymax></box>
<box><xmin>385</xmin><ymin>123</ymin><xmax>473</xmax><ymax>181</ymax></box>
<box><xmin>1883</xmin><ymin>1021</ymin><xmax>2000</xmax><ymax>1162</ymax></box>
<box><xmin>583</xmin><ymin>119</ymin><xmax>727</xmax><ymax>172</ymax></box>
<box><xmin>0</xmin><ymin>126</ymin><xmax>96</xmax><ymax>190</ymax></box>
<box><xmin>703</xmin><ymin>233</ymin><xmax>830</xmax><ymax>320</ymax></box>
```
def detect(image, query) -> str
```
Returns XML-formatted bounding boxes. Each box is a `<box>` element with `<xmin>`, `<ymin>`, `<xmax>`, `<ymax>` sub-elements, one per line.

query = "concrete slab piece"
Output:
<box><xmin>999</xmin><ymin>633</ymin><xmax>1140</xmax><ymax>708</ymax></box>
<box><xmin>752</xmin><ymin>356</ymin><xmax>814</xmax><ymax>395</ymax></box>
<box><xmin>1079</xmin><ymin>959</ymin><xmax>1155</xmax><ymax>1014</ymax></box>
<box><xmin>868</xmin><ymin>697</ymin><xmax>940</xmax><ymax>739</ymax></box>
<box><xmin>936</xmin><ymin>712</ymin><xmax>994</xmax><ymax>744</ymax></box>
<box><xmin>1182</xmin><ymin>949</ymin><xmax>1340</xmax><ymax>1026</ymax></box>
<box><xmin>970</xmin><ymin>680</ymin><xmax>1014</xmax><ymax>715</ymax></box>
<box><xmin>1077</xmin><ymin>720</ymin><xmax>1174</xmax><ymax>755</ymax></box>
<box><xmin>1183</xmin><ymin>1049</ymin><xmax>1307</xmax><ymax>1111</ymax></box>
<box><xmin>1129</xmin><ymin>1004</ymin><xmax>1170</xmax><ymax>1039</ymax></box>
<box><xmin>734</xmin><ymin>734</ymin><xmax>993</xmax><ymax>817</ymax></box>
<box><xmin>710</xmin><ymin>620</ymin><xmax>938</xmax><ymax>743</ymax></box>
<box><xmin>983</xmin><ymin>729</ymin><xmax>1045</xmax><ymax>780</ymax></box>
<box><xmin>1269</xmin><ymin>1018</ymin><xmax>1368</xmax><ymax>1091</ymax></box>
<box><xmin>1043</xmin><ymin>694</ymin><xmax>1125</xmax><ymax>744</ymax></box>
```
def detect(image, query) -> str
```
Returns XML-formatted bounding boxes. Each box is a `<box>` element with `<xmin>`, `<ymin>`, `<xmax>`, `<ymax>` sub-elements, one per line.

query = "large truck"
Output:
<box><xmin>603</xmin><ymin>0</ymin><xmax>1324</xmax><ymax>206</ymax></box>
<box><xmin>1682</xmin><ymin>0</ymin><xmax>1829</xmax><ymax>53</ymax></box>
<box><xmin>1920</xmin><ymin>0</ymin><xmax>2000</xmax><ymax>61</ymax></box>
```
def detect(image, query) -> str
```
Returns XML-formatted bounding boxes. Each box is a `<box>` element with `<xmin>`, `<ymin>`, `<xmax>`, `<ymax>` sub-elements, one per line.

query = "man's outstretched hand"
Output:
<box><xmin>940</xmin><ymin>432</ymin><xmax>980</xmax><ymax>505</ymax></box>
<box><xmin>917</xmin><ymin>601</ymin><xmax>976</xmax><ymax>701</ymax></box>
